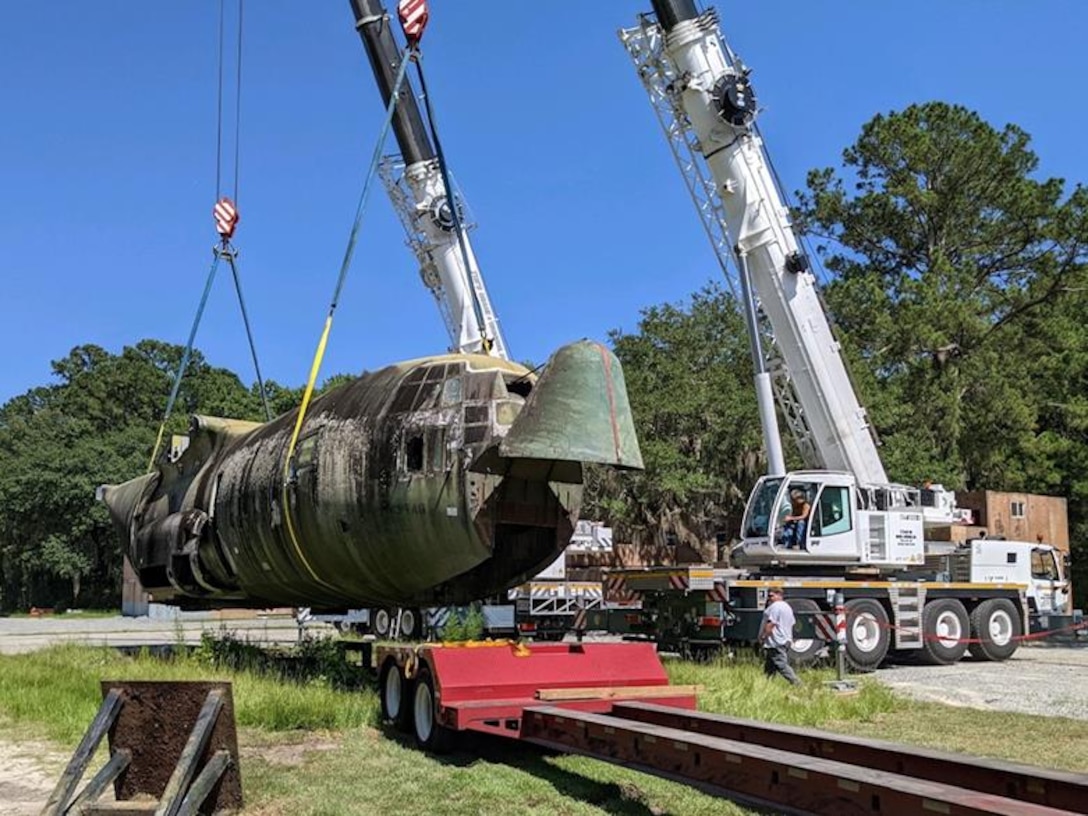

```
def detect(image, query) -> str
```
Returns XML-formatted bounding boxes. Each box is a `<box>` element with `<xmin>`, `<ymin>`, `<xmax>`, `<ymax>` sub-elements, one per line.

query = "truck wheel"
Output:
<box><xmin>413</xmin><ymin>666</ymin><xmax>455</xmax><ymax>753</ymax></box>
<box><xmin>919</xmin><ymin>599</ymin><xmax>969</xmax><ymax>665</ymax></box>
<box><xmin>379</xmin><ymin>659</ymin><xmax>412</xmax><ymax>732</ymax></box>
<box><xmin>844</xmin><ymin>599</ymin><xmax>889</xmax><ymax>672</ymax></box>
<box><xmin>968</xmin><ymin>599</ymin><xmax>1021</xmax><ymax>661</ymax></box>
<box><xmin>399</xmin><ymin>608</ymin><xmax>419</xmax><ymax>640</ymax></box>
<box><xmin>373</xmin><ymin>608</ymin><xmax>391</xmax><ymax>639</ymax></box>
<box><xmin>786</xmin><ymin>598</ymin><xmax>825</xmax><ymax>666</ymax></box>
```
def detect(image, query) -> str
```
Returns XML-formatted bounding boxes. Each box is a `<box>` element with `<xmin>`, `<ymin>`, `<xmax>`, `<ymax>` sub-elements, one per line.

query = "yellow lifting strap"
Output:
<box><xmin>278</xmin><ymin>46</ymin><xmax>417</xmax><ymax>589</ymax></box>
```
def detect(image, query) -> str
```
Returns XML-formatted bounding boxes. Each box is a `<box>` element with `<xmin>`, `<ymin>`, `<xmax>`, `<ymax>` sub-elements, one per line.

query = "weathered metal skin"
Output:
<box><xmin>100</xmin><ymin>340</ymin><xmax>642</xmax><ymax>610</ymax></box>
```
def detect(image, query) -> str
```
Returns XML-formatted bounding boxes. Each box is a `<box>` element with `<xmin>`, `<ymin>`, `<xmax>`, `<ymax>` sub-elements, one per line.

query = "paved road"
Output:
<box><xmin>0</xmin><ymin>611</ymin><xmax>327</xmax><ymax>655</ymax></box>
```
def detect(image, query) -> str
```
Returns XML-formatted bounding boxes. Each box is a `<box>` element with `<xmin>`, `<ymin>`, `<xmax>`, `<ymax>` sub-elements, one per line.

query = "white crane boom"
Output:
<box><xmin>379</xmin><ymin>157</ymin><xmax>509</xmax><ymax>359</ymax></box>
<box><xmin>621</xmin><ymin>4</ymin><xmax>886</xmax><ymax>487</ymax></box>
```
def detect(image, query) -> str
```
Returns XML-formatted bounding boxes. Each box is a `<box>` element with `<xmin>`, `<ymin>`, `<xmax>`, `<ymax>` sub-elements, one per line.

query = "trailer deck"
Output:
<box><xmin>374</xmin><ymin>639</ymin><xmax>1088</xmax><ymax>814</ymax></box>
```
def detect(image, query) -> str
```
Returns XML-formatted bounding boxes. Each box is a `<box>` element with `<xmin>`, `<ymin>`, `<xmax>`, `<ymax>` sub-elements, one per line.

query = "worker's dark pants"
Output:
<box><xmin>781</xmin><ymin>520</ymin><xmax>806</xmax><ymax>549</ymax></box>
<box><xmin>763</xmin><ymin>644</ymin><xmax>801</xmax><ymax>685</ymax></box>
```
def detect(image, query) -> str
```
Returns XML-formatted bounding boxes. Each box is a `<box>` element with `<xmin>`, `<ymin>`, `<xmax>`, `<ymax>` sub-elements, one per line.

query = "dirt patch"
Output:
<box><xmin>240</xmin><ymin>733</ymin><xmax>341</xmax><ymax>767</ymax></box>
<box><xmin>0</xmin><ymin>736</ymin><xmax>69</xmax><ymax>816</ymax></box>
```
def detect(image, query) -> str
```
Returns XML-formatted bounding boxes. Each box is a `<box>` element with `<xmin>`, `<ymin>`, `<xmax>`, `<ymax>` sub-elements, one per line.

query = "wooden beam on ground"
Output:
<box><xmin>68</xmin><ymin>748</ymin><xmax>132</xmax><ymax>814</ymax></box>
<box><xmin>175</xmin><ymin>750</ymin><xmax>232</xmax><ymax>816</ymax></box>
<box><xmin>41</xmin><ymin>687</ymin><xmax>124</xmax><ymax>816</ymax></box>
<box><xmin>153</xmin><ymin>689</ymin><xmax>224</xmax><ymax>816</ymax></box>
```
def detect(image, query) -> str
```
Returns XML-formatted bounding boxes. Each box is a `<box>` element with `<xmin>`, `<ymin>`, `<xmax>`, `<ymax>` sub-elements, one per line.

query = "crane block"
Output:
<box><xmin>213</xmin><ymin>196</ymin><xmax>240</xmax><ymax>239</ymax></box>
<box><xmin>398</xmin><ymin>0</ymin><xmax>429</xmax><ymax>44</ymax></box>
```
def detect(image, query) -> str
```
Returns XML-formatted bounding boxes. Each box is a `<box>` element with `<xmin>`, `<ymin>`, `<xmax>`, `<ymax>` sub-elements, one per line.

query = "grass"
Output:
<box><xmin>665</xmin><ymin>652</ymin><xmax>900</xmax><ymax>726</ymax></box>
<box><xmin>0</xmin><ymin>640</ymin><xmax>376</xmax><ymax>745</ymax></box>
<box><xmin>0</xmin><ymin>639</ymin><xmax>1083</xmax><ymax>814</ymax></box>
<box><xmin>827</xmin><ymin>702</ymin><xmax>1088</xmax><ymax>773</ymax></box>
<box><xmin>667</xmin><ymin>652</ymin><xmax>1088</xmax><ymax>773</ymax></box>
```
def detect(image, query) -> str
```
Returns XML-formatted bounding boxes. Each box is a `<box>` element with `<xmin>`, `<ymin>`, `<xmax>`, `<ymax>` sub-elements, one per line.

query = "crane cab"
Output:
<box><xmin>733</xmin><ymin>471</ymin><xmax>927</xmax><ymax>569</ymax></box>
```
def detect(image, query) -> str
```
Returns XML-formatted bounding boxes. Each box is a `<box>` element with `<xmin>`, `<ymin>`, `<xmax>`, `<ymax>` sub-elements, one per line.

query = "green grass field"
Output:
<box><xmin>0</xmin><ymin>640</ymin><xmax>1083</xmax><ymax>815</ymax></box>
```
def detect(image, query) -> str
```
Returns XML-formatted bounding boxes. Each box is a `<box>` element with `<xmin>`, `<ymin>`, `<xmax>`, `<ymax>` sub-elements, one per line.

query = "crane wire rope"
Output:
<box><xmin>146</xmin><ymin>0</ymin><xmax>271</xmax><ymax>472</ymax></box>
<box><xmin>219</xmin><ymin>1</ymin><xmax>271</xmax><ymax>424</ymax></box>
<box><xmin>277</xmin><ymin>44</ymin><xmax>416</xmax><ymax>588</ymax></box>
<box><xmin>411</xmin><ymin>54</ymin><xmax>493</xmax><ymax>354</ymax></box>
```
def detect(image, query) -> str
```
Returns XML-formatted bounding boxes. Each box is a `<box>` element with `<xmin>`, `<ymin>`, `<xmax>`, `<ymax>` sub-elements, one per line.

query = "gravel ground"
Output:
<box><xmin>872</xmin><ymin>643</ymin><xmax>1088</xmax><ymax>720</ymax></box>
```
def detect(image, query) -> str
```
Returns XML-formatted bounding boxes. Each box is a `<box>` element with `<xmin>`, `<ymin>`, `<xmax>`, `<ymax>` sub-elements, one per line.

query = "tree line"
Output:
<box><xmin>2</xmin><ymin>102</ymin><xmax>1085</xmax><ymax>610</ymax></box>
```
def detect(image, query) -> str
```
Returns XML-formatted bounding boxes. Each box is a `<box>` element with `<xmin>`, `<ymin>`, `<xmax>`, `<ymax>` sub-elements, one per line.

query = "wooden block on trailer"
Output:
<box><xmin>536</xmin><ymin>684</ymin><xmax>702</xmax><ymax>701</ymax></box>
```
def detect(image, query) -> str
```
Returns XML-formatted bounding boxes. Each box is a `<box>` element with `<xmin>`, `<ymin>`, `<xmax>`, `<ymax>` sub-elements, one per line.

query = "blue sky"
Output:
<box><xmin>2</xmin><ymin>1</ymin><xmax>1086</xmax><ymax>405</ymax></box>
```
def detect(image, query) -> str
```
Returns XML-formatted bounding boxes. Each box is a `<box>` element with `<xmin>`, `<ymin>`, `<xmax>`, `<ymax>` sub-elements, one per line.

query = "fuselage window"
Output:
<box><xmin>465</xmin><ymin>371</ymin><xmax>503</xmax><ymax>402</ymax></box>
<box><xmin>441</xmin><ymin>375</ymin><xmax>462</xmax><ymax>406</ymax></box>
<box><xmin>463</xmin><ymin>403</ymin><xmax>490</xmax><ymax>446</ymax></box>
<box><xmin>464</xmin><ymin>404</ymin><xmax>489</xmax><ymax>424</ymax></box>
<box><xmin>412</xmin><ymin>365</ymin><xmax>447</xmax><ymax>412</ymax></box>
<box><xmin>428</xmin><ymin>428</ymin><xmax>446</xmax><ymax>471</ymax></box>
<box><xmin>406</xmin><ymin>435</ymin><xmax>424</xmax><ymax>472</ymax></box>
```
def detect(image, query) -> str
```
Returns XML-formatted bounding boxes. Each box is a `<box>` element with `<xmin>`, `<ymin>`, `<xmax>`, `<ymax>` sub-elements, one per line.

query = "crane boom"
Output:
<box><xmin>626</xmin><ymin>1</ymin><xmax>886</xmax><ymax>486</ymax></box>
<box><xmin>349</xmin><ymin>0</ymin><xmax>509</xmax><ymax>359</ymax></box>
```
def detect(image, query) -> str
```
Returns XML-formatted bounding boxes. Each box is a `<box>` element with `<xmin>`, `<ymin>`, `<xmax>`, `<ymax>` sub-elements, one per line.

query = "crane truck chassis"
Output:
<box><xmin>591</xmin><ymin>532</ymin><xmax>1071</xmax><ymax>671</ymax></box>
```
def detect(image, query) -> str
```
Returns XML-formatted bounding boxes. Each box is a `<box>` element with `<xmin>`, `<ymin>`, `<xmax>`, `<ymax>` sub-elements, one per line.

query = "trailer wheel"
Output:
<box><xmin>373</xmin><ymin>608</ymin><xmax>392</xmax><ymax>639</ymax></box>
<box><xmin>786</xmin><ymin>598</ymin><xmax>825</xmax><ymax>666</ymax></box>
<box><xmin>399</xmin><ymin>608</ymin><xmax>419</xmax><ymax>640</ymax></box>
<box><xmin>379</xmin><ymin>659</ymin><xmax>412</xmax><ymax>732</ymax></box>
<box><xmin>412</xmin><ymin>666</ymin><xmax>455</xmax><ymax>753</ymax></box>
<box><xmin>968</xmin><ymin>599</ymin><xmax>1021</xmax><ymax>662</ymax></box>
<box><xmin>919</xmin><ymin>599</ymin><xmax>969</xmax><ymax>665</ymax></box>
<box><xmin>844</xmin><ymin>599</ymin><xmax>889</xmax><ymax>672</ymax></box>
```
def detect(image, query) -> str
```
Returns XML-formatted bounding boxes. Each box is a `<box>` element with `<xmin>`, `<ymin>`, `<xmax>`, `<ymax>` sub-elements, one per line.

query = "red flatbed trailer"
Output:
<box><xmin>374</xmin><ymin>640</ymin><xmax>697</xmax><ymax>750</ymax></box>
<box><xmin>372</xmin><ymin>640</ymin><xmax>1087</xmax><ymax>815</ymax></box>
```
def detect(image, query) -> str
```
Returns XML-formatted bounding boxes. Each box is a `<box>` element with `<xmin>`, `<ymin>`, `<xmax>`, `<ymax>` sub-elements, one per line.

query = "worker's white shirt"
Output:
<box><xmin>762</xmin><ymin>599</ymin><xmax>795</xmax><ymax>648</ymax></box>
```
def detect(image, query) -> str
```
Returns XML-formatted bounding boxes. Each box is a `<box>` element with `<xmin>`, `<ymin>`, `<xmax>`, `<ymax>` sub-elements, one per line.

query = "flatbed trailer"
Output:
<box><xmin>370</xmin><ymin>640</ymin><xmax>1085</xmax><ymax>815</ymax></box>
<box><xmin>591</xmin><ymin>565</ymin><xmax>1034</xmax><ymax>669</ymax></box>
<box><xmin>373</xmin><ymin>641</ymin><xmax>697</xmax><ymax>751</ymax></box>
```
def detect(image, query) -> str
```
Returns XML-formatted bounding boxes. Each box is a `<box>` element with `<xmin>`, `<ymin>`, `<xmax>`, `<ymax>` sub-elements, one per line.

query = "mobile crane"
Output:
<box><xmin>600</xmin><ymin>0</ymin><xmax>1071</xmax><ymax>669</ymax></box>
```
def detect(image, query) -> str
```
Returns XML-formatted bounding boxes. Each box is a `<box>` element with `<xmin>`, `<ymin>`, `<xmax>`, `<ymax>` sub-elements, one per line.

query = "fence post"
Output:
<box><xmin>835</xmin><ymin>590</ymin><xmax>847</xmax><ymax>681</ymax></box>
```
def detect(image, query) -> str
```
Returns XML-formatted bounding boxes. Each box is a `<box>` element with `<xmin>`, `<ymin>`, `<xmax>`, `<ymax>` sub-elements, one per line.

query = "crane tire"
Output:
<box><xmin>786</xmin><ymin>598</ymin><xmax>825</xmax><ymax>666</ymax></box>
<box><xmin>919</xmin><ymin>598</ymin><xmax>969</xmax><ymax>665</ymax></box>
<box><xmin>968</xmin><ymin>599</ymin><xmax>1021</xmax><ymax>662</ymax></box>
<box><xmin>413</xmin><ymin>666</ymin><xmax>455</xmax><ymax>753</ymax></box>
<box><xmin>844</xmin><ymin>598</ymin><xmax>890</xmax><ymax>672</ymax></box>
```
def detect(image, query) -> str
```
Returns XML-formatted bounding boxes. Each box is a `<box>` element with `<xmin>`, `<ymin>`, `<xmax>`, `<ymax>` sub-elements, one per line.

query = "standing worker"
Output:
<box><xmin>761</xmin><ymin>588</ymin><xmax>800</xmax><ymax>685</ymax></box>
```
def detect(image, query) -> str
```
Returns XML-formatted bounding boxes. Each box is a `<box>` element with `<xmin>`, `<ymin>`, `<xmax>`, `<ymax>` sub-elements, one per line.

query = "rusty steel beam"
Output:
<box><xmin>521</xmin><ymin>706</ymin><xmax>1079</xmax><ymax>816</ymax></box>
<box><xmin>612</xmin><ymin>702</ymin><xmax>1088</xmax><ymax>813</ymax></box>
